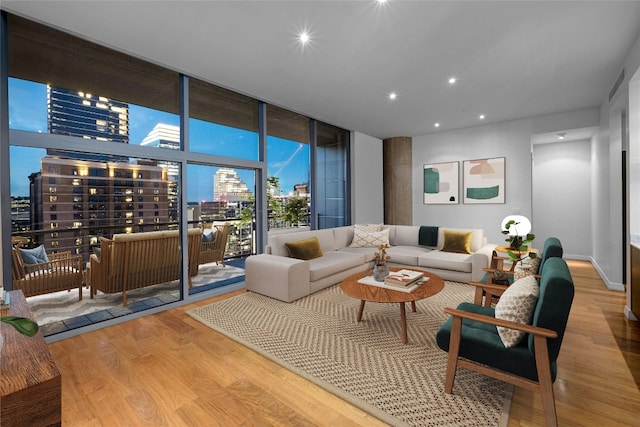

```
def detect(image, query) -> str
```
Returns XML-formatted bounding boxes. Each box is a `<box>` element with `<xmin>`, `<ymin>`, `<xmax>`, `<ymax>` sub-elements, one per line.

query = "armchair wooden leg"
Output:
<box><xmin>473</xmin><ymin>286</ymin><xmax>484</xmax><ymax>305</ymax></box>
<box><xmin>533</xmin><ymin>335</ymin><xmax>558</xmax><ymax>427</ymax></box>
<box><xmin>445</xmin><ymin>316</ymin><xmax>462</xmax><ymax>394</ymax></box>
<box><xmin>483</xmin><ymin>292</ymin><xmax>495</xmax><ymax>307</ymax></box>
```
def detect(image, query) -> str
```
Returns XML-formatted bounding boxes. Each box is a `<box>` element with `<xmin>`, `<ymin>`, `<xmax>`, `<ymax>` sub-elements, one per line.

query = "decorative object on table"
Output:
<box><xmin>423</xmin><ymin>161</ymin><xmax>459</xmax><ymax>204</ymax></box>
<box><xmin>372</xmin><ymin>244</ymin><xmax>390</xmax><ymax>281</ymax></box>
<box><xmin>1</xmin><ymin>315</ymin><xmax>39</xmax><ymax>337</ymax></box>
<box><xmin>384</xmin><ymin>269</ymin><xmax>425</xmax><ymax>287</ymax></box>
<box><xmin>501</xmin><ymin>214</ymin><xmax>537</xmax><ymax>268</ymax></box>
<box><xmin>492</xmin><ymin>270</ymin><xmax>510</xmax><ymax>285</ymax></box>
<box><xmin>0</xmin><ymin>289</ymin><xmax>38</xmax><ymax>350</ymax></box>
<box><xmin>463</xmin><ymin>157</ymin><xmax>505</xmax><ymax>204</ymax></box>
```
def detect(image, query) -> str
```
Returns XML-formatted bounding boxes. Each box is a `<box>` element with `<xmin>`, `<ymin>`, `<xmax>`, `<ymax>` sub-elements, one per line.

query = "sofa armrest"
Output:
<box><xmin>245</xmin><ymin>254</ymin><xmax>310</xmax><ymax>302</ymax></box>
<box><xmin>469</xmin><ymin>244</ymin><xmax>497</xmax><ymax>282</ymax></box>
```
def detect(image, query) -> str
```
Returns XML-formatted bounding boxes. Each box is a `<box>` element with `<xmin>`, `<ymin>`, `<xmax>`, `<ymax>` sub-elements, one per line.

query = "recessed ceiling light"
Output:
<box><xmin>557</xmin><ymin>132</ymin><xmax>566</xmax><ymax>140</ymax></box>
<box><xmin>448</xmin><ymin>77</ymin><xmax>457</xmax><ymax>85</ymax></box>
<box><xmin>389</xmin><ymin>92</ymin><xmax>397</xmax><ymax>100</ymax></box>
<box><xmin>434</xmin><ymin>122</ymin><xmax>440</xmax><ymax>128</ymax></box>
<box><xmin>479</xmin><ymin>114</ymin><xmax>485</xmax><ymax>120</ymax></box>
<box><xmin>299</xmin><ymin>32</ymin><xmax>310</xmax><ymax>44</ymax></box>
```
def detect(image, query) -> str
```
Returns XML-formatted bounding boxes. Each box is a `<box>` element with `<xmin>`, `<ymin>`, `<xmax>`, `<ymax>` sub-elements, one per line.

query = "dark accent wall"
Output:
<box><xmin>383</xmin><ymin>136</ymin><xmax>412</xmax><ymax>225</ymax></box>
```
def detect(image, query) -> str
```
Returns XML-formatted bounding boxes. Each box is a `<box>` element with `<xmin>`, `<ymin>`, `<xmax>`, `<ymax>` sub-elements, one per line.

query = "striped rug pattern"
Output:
<box><xmin>188</xmin><ymin>281</ymin><xmax>511</xmax><ymax>427</ymax></box>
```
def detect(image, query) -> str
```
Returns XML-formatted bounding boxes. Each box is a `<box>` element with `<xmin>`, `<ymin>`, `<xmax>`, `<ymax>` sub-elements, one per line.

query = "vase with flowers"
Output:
<box><xmin>373</xmin><ymin>243</ymin><xmax>391</xmax><ymax>281</ymax></box>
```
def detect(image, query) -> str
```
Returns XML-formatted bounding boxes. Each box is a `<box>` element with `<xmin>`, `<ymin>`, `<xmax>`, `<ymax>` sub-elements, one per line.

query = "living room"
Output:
<box><xmin>1</xmin><ymin>2</ymin><xmax>640</xmax><ymax>426</ymax></box>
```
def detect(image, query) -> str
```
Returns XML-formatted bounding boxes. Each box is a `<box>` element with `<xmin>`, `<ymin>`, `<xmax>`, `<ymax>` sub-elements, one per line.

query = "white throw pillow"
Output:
<box><xmin>349</xmin><ymin>228</ymin><xmax>390</xmax><ymax>248</ymax></box>
<box><xmin>354</xmin><ymin>223</ymin><xmax>383</xmax><ymax>233</ymax></box>
<box><xmin>495</xmin><ymin>275</ymin><xmax>539</xmax><ymax>348</ymax></box>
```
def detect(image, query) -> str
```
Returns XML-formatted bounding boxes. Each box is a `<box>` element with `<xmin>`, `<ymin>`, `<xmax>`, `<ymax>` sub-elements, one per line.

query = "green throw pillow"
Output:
<box><xmin>441</xmin><ymin>231</ymin><xmax>472</xmax><ymax>254</ymax></box>
<box><xmin>285</xmin><ymin>237</ymin><xmax>323</xmax><ymax>260</ymax></box>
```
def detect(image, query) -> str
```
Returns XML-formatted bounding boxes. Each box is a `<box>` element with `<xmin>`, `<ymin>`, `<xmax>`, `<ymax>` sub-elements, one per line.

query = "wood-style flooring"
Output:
<box><xmin>49</xmin><ymin>260</ymin><xmax>640</xmax><ymax>426</ymax></box>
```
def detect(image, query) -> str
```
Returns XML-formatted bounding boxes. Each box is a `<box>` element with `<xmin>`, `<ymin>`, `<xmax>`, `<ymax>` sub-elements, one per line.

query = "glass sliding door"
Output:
<box><xmin>187</xmin><ymin>163</ymin><xmax>255</xmax><ymax>294</ymax></box>
<box><xmin>9</xmin><ymin>145</ymin><xmax>183</xmax><ymax>333</ymax></box>
<box><xmin>2</xmin><ymin>12</ymin><xmax>352</xmax><ymax>339</ymax></box>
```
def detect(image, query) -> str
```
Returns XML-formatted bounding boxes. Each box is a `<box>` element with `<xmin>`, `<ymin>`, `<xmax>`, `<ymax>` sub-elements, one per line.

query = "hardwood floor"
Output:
<box><xmin>49</xmin><ymin>260</ymin><xmax>639</xmax><ymax>426</ymax></box>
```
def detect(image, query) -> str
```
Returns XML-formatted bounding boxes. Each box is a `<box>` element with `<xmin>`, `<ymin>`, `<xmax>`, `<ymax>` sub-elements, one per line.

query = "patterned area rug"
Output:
<box><xmin>187</xmin><ymin>282</ymin><xmax>512</xmax><ymax>427</ymax></box>
<box><xmin>29</xmin><ymin>263</ymin><xmax>245</xmax><ymax>326</ymax></box>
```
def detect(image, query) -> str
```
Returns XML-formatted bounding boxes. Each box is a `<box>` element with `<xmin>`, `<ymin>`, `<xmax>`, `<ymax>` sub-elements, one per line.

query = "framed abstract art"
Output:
<box><xmin>423</xmin><ymin>162</ymin><xmax>459</xmax><ymax>204</ymax></box>
<box><xmin>463</xmin><ymin>157</ymin><xmax>505</xmax><ymax>204</ymax></box>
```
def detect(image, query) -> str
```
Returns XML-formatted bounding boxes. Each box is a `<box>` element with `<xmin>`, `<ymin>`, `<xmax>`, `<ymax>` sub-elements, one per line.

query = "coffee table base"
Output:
<box><xmin>357</xmin><ymin>300</ymin><xmax>418</xmax><ymax>344</ymax></box>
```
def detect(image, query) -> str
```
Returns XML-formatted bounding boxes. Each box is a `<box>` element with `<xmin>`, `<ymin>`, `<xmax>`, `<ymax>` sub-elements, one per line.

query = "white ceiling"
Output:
<box><xmin>3</xmin><ymin>1</ymin><xmax>640</xmax><ymax>140</ymax></box>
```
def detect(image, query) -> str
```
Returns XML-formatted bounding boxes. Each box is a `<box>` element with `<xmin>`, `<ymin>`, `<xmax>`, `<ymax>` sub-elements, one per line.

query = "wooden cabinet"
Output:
<box><xmin>631</xmin><ymin>244</ymin><xmax>640</xmax><ymax>317</ymax></box>
<box><xmin>1</xmin><ymin>290</ymin><xmax>61</xmax><ymax>427</ymax></box>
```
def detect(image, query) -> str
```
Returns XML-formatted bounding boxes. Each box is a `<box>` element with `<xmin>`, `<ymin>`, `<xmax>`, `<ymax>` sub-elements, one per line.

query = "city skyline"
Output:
<box><xmin>8</xmin><ymin>78</ymin><xmax>310</xmax><ymax>202</ymax></box>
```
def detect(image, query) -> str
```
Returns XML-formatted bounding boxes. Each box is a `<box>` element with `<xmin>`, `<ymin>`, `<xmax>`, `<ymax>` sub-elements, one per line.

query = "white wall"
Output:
<box><xmin>532</xmin><ymin>139</ymin><xmax>592</xmax><ymax>259</ymax></box>
<box><xmin>593</xmin><ymin>27</ymin><xmax>640</xmax><ymax>300</ymax></box>
<box><xmin>412</xmin><ymin>109</ymin><xmax>599</xmax><ymax>256</ymax></box>
<box><xmin>351</xmin><ymin>131</ymin><xmax>384</xmax><ymax>224</ymax></box>
<box><xmin>622</xmin><ymin>33</ymin><xmax>640</xmax><ymax>317</ymax></box>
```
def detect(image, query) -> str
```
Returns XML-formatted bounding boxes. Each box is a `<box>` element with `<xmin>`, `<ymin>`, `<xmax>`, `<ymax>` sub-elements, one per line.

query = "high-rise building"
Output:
<box><xmin>140</xmin><ymin>123</ymin><xmax>181</xmax><ymax>180</ymax></box>
<box><xmin>48</xmin><ymin>86</ymin><xmax>129</xmax><ymax>143</ymax></box>
<box><xmin>32</xmin><ymin>157</ymin><xmax>169</xmax><ymax>259</ymax></box>
<box><xmin>139</xmin><ymin>123</ymin><xmax>181</xmax><ymax>223</ymax></box>
<box><xmin>140</xmin><ymin>123</ymin><xmax>180</xmax><ymax>149</ymax></box>
<box><xmin>47</xmin><ymin>86</ymin><xmax>129</xmax><ymax>161</ymax></box>
<box><xmin>213</xmin><ymin>168</ymin><xmax>251</xmax><ymax>202</ymax></box>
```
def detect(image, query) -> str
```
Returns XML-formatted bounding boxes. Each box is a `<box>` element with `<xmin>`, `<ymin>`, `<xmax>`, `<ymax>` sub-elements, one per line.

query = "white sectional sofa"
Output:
<box><xmin>245</xmin><ymin>225</ymin><xmax>494</xmax><ymax>302</ymax></box>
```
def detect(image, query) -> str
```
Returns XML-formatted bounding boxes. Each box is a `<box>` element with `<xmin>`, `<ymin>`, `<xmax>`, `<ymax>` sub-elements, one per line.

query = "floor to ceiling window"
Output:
<box><xmin>266</xmin><ymin>105</ymin><xmax>311</xmax><ymax>230</ymax></box>
<box><xmin>316</xmin><ymin>122</ymin><xmax>350</xmax><ymax>228</ymax></box>
<box><xmin>2</xmin><ymin>12</ymin><xmax>351</xmax><ymax>338</ymax></box>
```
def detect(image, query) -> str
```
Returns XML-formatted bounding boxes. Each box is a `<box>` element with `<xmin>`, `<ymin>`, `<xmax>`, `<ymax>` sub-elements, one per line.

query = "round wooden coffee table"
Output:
<box><xmin>340</xmin><ymin>268</ymin><xmax>444</xmax><ymax>344</ymax></box>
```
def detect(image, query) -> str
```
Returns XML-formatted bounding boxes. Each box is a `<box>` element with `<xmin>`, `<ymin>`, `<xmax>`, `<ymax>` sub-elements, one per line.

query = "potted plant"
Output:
<box><xmin>373</xmin><ymin>244</ymin><xmax>391</xmax><ymax>281</ymax></box>
<box><xmin>501</xmin><ymin>219</ymin><xmax>537</xmax><ymax>270</ymax></box>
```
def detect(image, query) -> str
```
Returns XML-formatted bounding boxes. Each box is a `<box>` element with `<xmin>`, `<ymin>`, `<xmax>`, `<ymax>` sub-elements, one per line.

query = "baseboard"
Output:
<box><xmin>582</xmin><ymin>256</ymin><xmax>625</xmax><ymax>292</ymax></box>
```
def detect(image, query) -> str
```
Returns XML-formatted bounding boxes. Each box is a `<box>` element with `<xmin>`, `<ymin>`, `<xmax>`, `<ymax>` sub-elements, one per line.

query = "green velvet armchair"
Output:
<box><xmin>436</xmin><ymin>257</ymin><xmax>574</xmax><ymax>427</ymax></box>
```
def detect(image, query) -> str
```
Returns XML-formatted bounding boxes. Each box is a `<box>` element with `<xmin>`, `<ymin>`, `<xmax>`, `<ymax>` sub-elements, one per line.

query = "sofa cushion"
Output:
<box><xmin>441</xmin><ymin>230</ymin><xmax>473</xmax><ymax>254</ymax></box>
<box><xmin>354</xmin><ymin>223</ymin><xmax>383</xmax><ymax>232</ymax></box>
<box><xmin>418</xmin><ymin>251</ymin><xmax>473</xmax><ymax>273</ymax></box>
<box><xmin>495</xmin><ymin>275</ymin><xmax>539</xmax><ymax>348</ymax></box>
<box><xmin>333</xmin><ymin>226</ymin><xmax>355</xmax><ymax>249</ymax></box>
<box><xmin>437</xmin><ymin>228</ymin><xmax>484</xmax><ymax>253</ymax></box>
<box><xmin>386</xmin><ymin>245</ymin><xmax>431</xmax><ymax>266</ymax></box>
<box><xmin>308</xmin><ymin>251</ymin><xmax>365</xmax><ymax>282</ymax></box>
<box><xmin>19</xmin><ymin>245</ymin><xmax>49</xmax><ymax>265</ymax></box>
<box><xmin>389</xmin><ymin>225</ymin><xmax>420</xmax><ymax>246</ymax></box>
<box><xmin>285</xmin><ymin>237</ymin><xmax>324</xmax><ymax>260</ymax></box>
<box><xmin>269</xmin><ymin>229</ymin><xmax>337</xmax><ymax>257</ymax></box>
<box><xmin>338</xmin><ymin>247</ymin><xmax>377</xmax><ymax>263</ymax></box>
<box><xmin>349</xmin><ymin>228</ymin><xmax>390</xmax><ymax>248</ymax></box>
<box><xmin>202</xmin><ymin>228</ymin><xmax>216</xmax><ymax>242</ymax></box>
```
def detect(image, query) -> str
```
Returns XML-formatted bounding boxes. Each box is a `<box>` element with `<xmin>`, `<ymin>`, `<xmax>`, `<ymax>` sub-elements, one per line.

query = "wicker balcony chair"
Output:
<box><xmin>11</xmin><ymin>238</ymin><xmax>83</xmax><ymax>300</ymax></box>
<box><xmin>199</xmin><ymin>222</ymin><xmax>230</xmax><ymax>267</ymax></box>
